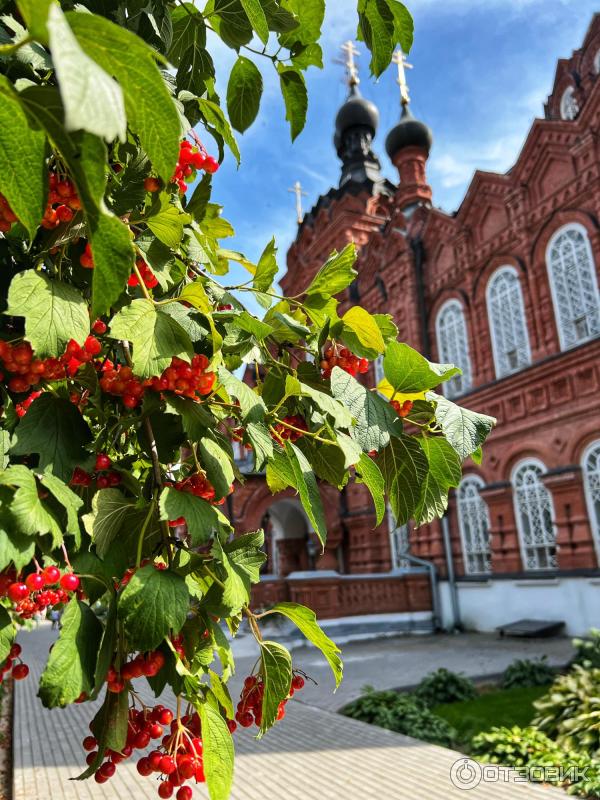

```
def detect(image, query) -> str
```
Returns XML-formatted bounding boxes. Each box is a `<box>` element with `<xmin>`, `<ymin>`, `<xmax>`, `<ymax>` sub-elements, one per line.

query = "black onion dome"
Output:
<box><xmin>334</xmin><ymin>84</ymin><xmax>379</xmax><ymax>144</ymax></box>
<box><xmin>385</xmin><ymin>104</ymin><xmax>433</xmax><ymax>158</ymax></box>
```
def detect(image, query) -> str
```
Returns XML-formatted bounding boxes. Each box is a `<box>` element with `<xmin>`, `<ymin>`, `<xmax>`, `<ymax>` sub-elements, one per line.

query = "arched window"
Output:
<box><xmin>435</xmin><ymin>300</ymin><xmax>472</xmax><ymax>399</ymax></box>
<box><xmin>594</xmin><ymin>49</ymin><xmax>600</xmax><ymax>75</ymax></box>
<box><xmin>457</xmin><ymin>476</ymin><xmax>491</xmax><ymax>574</ymax></box>
<box><xmin>582</xmin><ymin>440</ymin><xmax>600</xmax><ymax>564</ymax></box>
<box><xmin>546</xmin><ymin>224</ymin><xmax>600</xmax><ymax>350</ymax></box>
<box><xmin>512</xmin><ymin>460</ymin><xmax>557</xmax><ymax>571</ymax></box>
<box><xmin>487</xmin><ymin>267</ymin><xmax>531</xmax><ymax>377</ymax></box>
<box><xmin>374</xmin><ymin>355</ymin><xmax>385</xmax><ymax>388</ymax></box>
<box><xmin>387</xmin><ymin>503</ymin><xmax>411</xmax><ymax>569</ymax></box>
<box><xmin>560</xmin><ymin>86</ymin><xmax>579</xmax><ymax>120</ymax></box>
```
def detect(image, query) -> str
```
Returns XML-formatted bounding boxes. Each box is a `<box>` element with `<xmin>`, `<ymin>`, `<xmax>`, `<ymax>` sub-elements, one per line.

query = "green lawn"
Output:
<box><xmin>433</xmin><ymin>685</ymin><xmax>549</xmax><ymax>749</ymax></box>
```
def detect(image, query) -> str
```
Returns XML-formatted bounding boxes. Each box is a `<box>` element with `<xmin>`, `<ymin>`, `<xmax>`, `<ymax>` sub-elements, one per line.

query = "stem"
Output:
<box><xmin>270</xmin><ymin>421</ymin><xmax>336</xmax><ymax>446</ymax></box>
<box><xmin>61</xmin><ymin>543</ymin><xmax>73</xmax><ymax>571</ymax></box>
<box><xmin>136</xmin><ymin>500</ymin><xmax>156</xmax><ymax>568</ymax></box>
<box><xmin>243</xmin><ymin>606</ymin><xmax>263</xmax><ymax>643</ymax></box>
<box><xmin>132</xmin><ymin>259</ymin><xmax>153</xmax><ymax>302</ymax></box>
<box><xmin>0</xmin><ymin>36</ymin><xmax>32</xmax><ymax>54</ymax></box>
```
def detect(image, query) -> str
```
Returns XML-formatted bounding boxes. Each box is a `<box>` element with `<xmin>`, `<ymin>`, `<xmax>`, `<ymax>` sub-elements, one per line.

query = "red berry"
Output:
<box><xmin>159</xmin><ymin>755</ymin><xmax>176</xmax><ymax>775</ymax></box>
<box><xmin>98</xmin><ymin>760</ymin><xmax>116</xmax><ymax>779</ymax></box>
<box><xmin>92</xmin><ymin>319</ymin><xmax>107</xmax><ymax>335</ymax></box>
<box><xmin>176</xmin><ymin>788</ymin><xmax>192</xmax><ymax>800</ymax></box>
<box><xmin>7</xmin><ymin>583</ymin><xmax>29</xmax><ymax>602</ymax></box>
<box><xmin>12</xmin><ymin>663</ymin><xmax>29</xmax><ymax>680</ymax></box>
<box><xmin>158</xmin><ymin>783</ymin><xmax>174</xmax><ymax>799</ymax></box>
<box><xmin>43</xmin><ymin>566</ymin><xmax>60</xmax><ymax>585</ymax></box>
<box><xmin>157</xmin><ymin>708</ymin><xmax>173</xmax><ymax>725</ymax></box>
<box><xmin>84</xmin><ymin>335</ymin><xmax>102</xmax><ymax>356</ymax></box>
<box><xmin>292</xmin><ymin>675</ymin><xmax>305</xmax><ymax>691</ymax></box>
<box><xmin>9</xmin><ymin>643</ymin><xmax>21</xmax><ymax>658</ymax></box>
<box><xmin>25</xmin><ymin>573</ymin><xmax>44</xmax><ymax>592</ymax></box>
<box><xmin>144</xmin><ymin>177</ymin><xmax>161</xmax><ymax>192</ymax></box>
<box><xmin>137</xmin><ymin>757</ymin><xmax>153</xmax><ymax>776</ymax></box>
<box><xmin>94</xmin><ymin>453</ymin><xmax>112</xmax><ymax>471</ymax></box>
<box><xmin>83</xmin><ymin>735</ymin><xmax>97</xmax><ymax>752</ymax></box>
<box><xmin>60</xmin><ymin>573</ymin><xmax>80</xmax><ymax>592</ymax></box>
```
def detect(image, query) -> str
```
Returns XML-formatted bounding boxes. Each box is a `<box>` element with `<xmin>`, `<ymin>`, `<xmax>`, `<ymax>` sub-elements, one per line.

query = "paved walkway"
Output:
<box><xmin>13</xmin><ymin>624</ymin><xmax>570</xmax><ymax>800</ymax></box>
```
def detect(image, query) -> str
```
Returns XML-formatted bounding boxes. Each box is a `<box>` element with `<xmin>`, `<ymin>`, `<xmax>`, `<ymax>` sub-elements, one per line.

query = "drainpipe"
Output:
<box><xmin>398</xmin><ymin>551</ymin><xmax>442</xmax><ymax>632</ymax></box>
<box><xmin>441</xmin><ymin>514</ymin><xmax>462</xmax><ymax>631</ymax></box>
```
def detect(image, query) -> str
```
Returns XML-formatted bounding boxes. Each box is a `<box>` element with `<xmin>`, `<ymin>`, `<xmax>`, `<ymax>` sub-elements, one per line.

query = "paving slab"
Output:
<box><xmin>13</xmin><ymin>623</ymin><xmax>568</xmax><ymax>800</ymax></box>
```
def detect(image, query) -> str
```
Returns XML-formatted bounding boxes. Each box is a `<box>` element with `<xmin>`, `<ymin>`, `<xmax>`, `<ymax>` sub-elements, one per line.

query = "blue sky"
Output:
<box><xmin>205</xmin><ymin>0</ymin><xmax>597</xmax><ymax>298</ymax></box>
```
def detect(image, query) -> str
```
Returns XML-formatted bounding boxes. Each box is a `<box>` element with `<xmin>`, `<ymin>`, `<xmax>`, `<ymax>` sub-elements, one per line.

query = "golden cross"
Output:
<box><xmin>392</xmin><ymin>49</ymin><xmax>413</xmax><ymax>106</ymax></box>
<box><xmin>288</xmin><ymin>180</ymin><xmax>308</xmax><ymax>223</ymax></box>
<box><xmin>340</xmin><ymin>40</ymin><xmax>360</xmax><ymax>87</ymax></box>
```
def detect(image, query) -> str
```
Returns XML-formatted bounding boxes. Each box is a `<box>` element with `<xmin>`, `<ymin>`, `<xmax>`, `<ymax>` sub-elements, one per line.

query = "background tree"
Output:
<box><xmin>0</xmin><ymin>1</ymin><xmax>494</xmax><ymax>798</ymax></box>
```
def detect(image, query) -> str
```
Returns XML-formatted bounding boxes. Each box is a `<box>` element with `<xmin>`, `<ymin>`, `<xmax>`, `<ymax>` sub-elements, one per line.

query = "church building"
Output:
<box><xmin>235</xmin><ymin>16</ymin><xmax>600</xmax><ymax>636</ymax></box>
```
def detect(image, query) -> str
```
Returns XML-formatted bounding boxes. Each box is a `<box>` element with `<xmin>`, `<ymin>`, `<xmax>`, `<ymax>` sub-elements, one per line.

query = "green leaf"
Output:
<box><xmin>146</xmin><ymin>198</ymin><xmax>191</xmax><ymax>248</ymax></box>
<box><xmin>264</xmin><ymin>602</ymin><xmax>342</xmax><ymax>688</ymax></box>
<box><xmin>93</xmin><ymin>597</ymin><xmax>117</xmax><ymax>693</ymax></box>
<box><xmin>265</xmin><ymin>444</ymin><xmax>296</xmax><ymax>493</ymax></box>
<box><xmin>67</xmin><ymin>11</ymin><xmax>180</xmax><ymax>182</ymax></box>
<box><xmin>305</xmin><ymin>244</ymin><xmax>357</xmax><ymax>297</ymax></box>
<box><xmin>359</xmin><ymin>0</ymin><xmax>395</xmax><ymax>78</ymax></box>
<box><xmin>89</xmin><ymin>690</ymin><xmax>129</xmax><ymax>762</ymax></box>
<box><xmin>236</xmin><ymin>310</ymin><xmax>274</xmax><ymax>340</ymax></box>
<box><xmin>186</xmin><ymin>173</ymin><xmax>212</xmax><ymax>222</ymax></box>
<box><xmin>227</xmin><ymin>55</ymin><xmax>263</xmax><ymax>133</ymax></box>
<box><xmin>259</xmin><ymin>640</ymin><xmax>292</xmax><ymax>733</ymax></box>
<box><xmin>336</xmin><ymin>431</ymin><xmax>363</xmax><ymax>469</ymax></box>
<box><xmin>6</xmin><ymin>271</ymin><xmax>89</xmax><ymax>358</ymax></box>
<box><xmin>330</xmin><ymin>367</ymin><xmax>398</xmax><ymax>452</ymax></box>
<box><xmin>355</xmin><ymin>452</ymin><xmax>386</xmax><ymax>525</ymax></box>
<box><xmin>253</xmin><ymin>236</ymin><xmax>278</xmax><ymax>293</ymax></box>
<box><xmin>240</xmin><ymin>0</ymin><xmax>269</xmax><ymax>42</ymax></box>
<box><xmin>82</xmin><ymin>489</ymin><xmax>135</xmax><ymax>558</ymax></box>
<box><xmin>197</xmin><ymin>437</ymin><xmax>235</xmax><ymax>500</ymax></box>
<box><xmin>118</xmin><ymin>564</ymin><xmax>190</xmax><ymax>651</ymax></box>
<box><xmin>10</xmin><ymin>394</ymin><xmax>92</xmax><ymax>482</ymax></box>
<box><xmin>277</xmin><ymin>65</ymin><xmax>308</xmax><ymax>141</ymax></box>
<box><xmin>179</xmin><ymin>280</ymin><xmax>212</xmax><ymax>313</ymax></box>
<box><xmin>0</xmin><ymin>431</ymin><xmax>10</xmax><ymax>471</ymax></box>
<box><xmin>217</xmin><ymin>367</ymin><xmax>266</xmax><ymax>421</ymax></box>
<box><xmin>279</xmin><ymin>0</ymin><xmax>324</xmax><ymax>45</ymax></box>
<box><xmin>285</xmin><ymin>441</ymin><xmax>327</xmax><ymax>547</ymax></box>
<box><xmin>108</xmin><ymin>299</ymin><xmax>193</xmax><ymax>379</ymax></box>
<box><xmin>198</xmin><ymin>98</ymin><xmax>241</xmax><ymax>165</ymax></box>
<box><xmin>288</xmin><ymin>378</ymin><xmax>353</xmax><ymax>429</ymax></box>
<box><xmin>212</xmin><ymin>533</ymin><xmax>265</xmax><ymax>613</ymax></box>
<box><xmin>414</xmin><ymin>437</ymin><xmax>462</xmax><ymax>525</ymax></box>
<box><xmin>39</xmin><ymin>471</ymin><xmax>83</xmax><ymax>541</ymax></box>
<box><xmin>168</xmin><ymin>3</ymin><xmax>206</xmax><ymax>66</ymax></box>
<box><xmin>384</xmin><ymin>342</ymin><xmax>460</xmax><ymax>393</ymax></box>
<box><xmin>379</xmin><ymin>434</ymin><xmax>429</xmax><ymax>525</ymax></box>
<box><xmin>296</xmin><ymin>440</ymin><xmax>347</xmax><ymax>489</ymax></box>
<box><xmin>341</xmin><ymin>306</ymin><xmax>385</xmax><ymax>358</ymax></box>
<box><xmin>384</xmin><ymin>0</ymin><xmax>414</xmax><ymax>53</ymax></box>
<box><xmin>39</xmin><ymin>598</ymin><xmax>102</xmax><ymax>708</ymax></box>
<box><xmin>159</xmin><ymin>486</ymin><xmax>218</xmax><ymax>546</ymax></box>
<box><xmin>0</xmin><ymin>466</ymin><xmax>62</xmax><ymax>546</ymax></box>
<box><xmin>429</xmin><ymin>392</ymin><xmax>496</xmax><ymax>460</ymax></box>
<box><xmin>199</xmin><ymin>700</ymin><xmax>234</xmax><ymax>800</ymax></box>
<box><xmin>48</xmin><ymin>4</ymin><xmax>126</xmax><ymax>143</ymax></box>
<box><xmin>209</xmin><ymin>669</ymin><xmax>234</xmax><ymax>719</ymax></box>
<box><xmin>165</xmin><ymin>395</ymin><xmax>214</xmax><ymax>439</ymax></box>
<box><xmin>16</xmin><ymin>0</ymin><xmax>52</xmax><ymax>41</ymax></box>
<box><xmin>0</xmin><ymin>528</ymin><xmax>35</xmax><ymax>572</ymax></box>
<box><xmin>0</xmin><ymin>607</ymin><xmax>15</xmax><ymax>664</ymax></box>
<box><xmin>20</xmin><ymin>85</ymin><xmax>134</xmax><ymax>318</ymax></box>
<box><xmin>0</xmin><ymin>74</ymin><xmax>46</xmax><ymax>239</ymax></box>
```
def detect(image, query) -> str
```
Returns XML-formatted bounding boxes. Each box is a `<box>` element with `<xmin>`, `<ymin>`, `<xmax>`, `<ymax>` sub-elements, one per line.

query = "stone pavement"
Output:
<box><xmin>13</xmin><ymin>623</ymin><xmax>570</xmax><ymax>800</ymax></box>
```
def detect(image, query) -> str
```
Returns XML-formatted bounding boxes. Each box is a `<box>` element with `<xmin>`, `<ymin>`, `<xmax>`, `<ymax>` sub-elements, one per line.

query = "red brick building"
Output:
<box><xmin>235</xmin><ymin>17</ymin><xmax>600</xmax><ymax>635</ymax></box>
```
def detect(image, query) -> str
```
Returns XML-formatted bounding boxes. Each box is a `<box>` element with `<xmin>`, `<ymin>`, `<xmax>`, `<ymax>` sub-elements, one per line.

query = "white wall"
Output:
<box><xmin>439</xmin><ymin>577</ymin><xmax>600</xmax><ymax>636</ymax></box>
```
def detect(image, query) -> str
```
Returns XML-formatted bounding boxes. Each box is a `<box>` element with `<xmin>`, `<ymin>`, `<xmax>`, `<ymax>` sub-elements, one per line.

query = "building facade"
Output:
<box><xmin>237</xmin><ymin>17</ymin><xmax>600</xmax><ymax>635</ymax></box>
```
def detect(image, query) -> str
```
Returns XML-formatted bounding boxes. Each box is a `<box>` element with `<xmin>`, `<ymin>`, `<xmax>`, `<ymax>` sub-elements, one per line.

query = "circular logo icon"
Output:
<box><xmin>450</xmin><ymin>758</ymin><xmax>482</xmax><ymax>790</ymax></box>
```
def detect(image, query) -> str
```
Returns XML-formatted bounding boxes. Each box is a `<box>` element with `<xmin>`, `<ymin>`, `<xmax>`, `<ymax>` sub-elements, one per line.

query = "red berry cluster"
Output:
<box><xmin>271</xmin><ymin>415</ymin><xmax>308</xmax><ymax>443</ymax></box>
<box><xmin>99</xmin><ymin>355</ymin><xmax>215</xmax><ymax>410</ymax></box>
<box><xmin>235</xmin><ymin>673</ymin><xmax>305</xmax><ymax>729</ymax></box>
<box><xmin>0</xmin><ymin>193</ymin><xmax>17</xmax><ymax>233</ymax></box>
<box><xmin>165</xmin><ymin>473</ymin><xmax>228</xmax><ymax>526</ymax></box>
<box><xmin>70</xmin><ymin>453</ymin><xmax>122</xmax><ymax>489</ymax></box>
<box><xmin>42</xmin><ymin>174</ymin><xmax>81</xmax><ymax>229</ymax></box>
<box><xmin>320</xmin><ymin>344</ymin><xmax>369</xmax><ymax>379</ymax></box>
<box><xmin>2</xmin><ymin>565</ymin><xmax>80</xmax><ymax>620</ymax></box>
<box><xmin>0</xmin><ymin>340</ymin><xmax>66</xmax><ymax>395</ymax></box>
<box><xmin>80</xmin><ymin>242</ymin><xmax>94</xmax><ymax>269</ymax></box>
<box><xmin>391</xmin><ymin>399</ymin><xmax>414</xmax><ymax>418</ymax></box>
<box><xmin>171</xmin><ymin>140</ymin><xmax>218</xmax><ymax>194</ymax></box>
<box><xmin>0</xmin><ymin>643</ymin><xmax>29</xmax><ymax>683</ymax></box>
<box><xmin>15</xmin><ymin>389</ymin><xmax>42</xmax><ymax>418</ymax></box>
<box><xmin>128</xmin><ymin>257</ymin><xmax>159</xmax><ymax>289</ymax></box>
<box><xmin>106</xmin><ymin>650</ymin><xmax>166</xmax><ymax>694</ymax></box>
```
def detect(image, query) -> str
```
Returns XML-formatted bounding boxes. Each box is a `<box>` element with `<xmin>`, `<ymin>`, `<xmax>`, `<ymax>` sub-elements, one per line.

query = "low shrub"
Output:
<box><xmin>414</xmin><ymin>668</ymin><xmax>477</xmax><ymax>706</ymax></box>
<box><xmin>500</xmin><ymin>657</ymin><xmax>555</xmax><ymax>689</ymax></box>
<box><xmin>471</xmin><ymin>725</ymin><xmax>600</xmax><ymax>798</ymax></box>
<box><xmin>572</xmin><ymin>629</ymin><xmax>600</xmax><ymax>669</ymax></box>
<box><xmin>342</xmin><ymin>686</ymin><xmax>456</xmax><ymax>747</ymax></box>
<box><xmin>533</xmin><ymin>665</ymin><xmax>600</xmax><ymax>757</ymax></box>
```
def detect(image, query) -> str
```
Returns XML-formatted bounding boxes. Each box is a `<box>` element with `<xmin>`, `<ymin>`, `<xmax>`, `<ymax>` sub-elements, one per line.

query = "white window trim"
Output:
<box><xmin>582</xmin><ymin>439</ymin><xmax>600</xmax><ymax>567</ymax></box>
<box><xmin>595</xmin><ymin>49</ymin><xmax>600</xmax><ymax>74</ymax></box>
<box><xmin>546</xmin><ymin>222</ymin><xmax>600</xmax><ymax>351</ymax></box>
<box><xmin>486</xmin><ymin>265</ymin><xmax>531</xmax><ymax>379</ymax></box>
<box><xmin>559</xmin><ymin>86</ymin><xmax>579</xmax><ymax>120</ymax></box>
<box><xmin>456</xmin><ymin>475</ymin><xmax>492</xmax><ymax>575</ymax></box>
<box><xmin>511</xmin><ymin>458</ymin><xmax>558</xmax><ymax>572</ymax></box>
<box><xmin>435</xmin><ymin>298</ymin><xmax>472</xmax><ymax>399</ymax></box>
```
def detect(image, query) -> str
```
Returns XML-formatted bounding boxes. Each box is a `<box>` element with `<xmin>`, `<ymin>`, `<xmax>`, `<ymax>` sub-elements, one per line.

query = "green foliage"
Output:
<box><xmin>572</xmin><ymin>629</ymin><xmax>600</xmax><ymax>669</ymax></box>
<box><xmin>414</xmin><ymin>668</ymin><xmax>477</xmax><ymax>706</ymax></box>
<box><xmin>501</xmin><ymin>657</ymin><xmax>555</xmax><ymax>689</ymax></box>
<box><xmin>471</xmin><ymin>726</ymin><xmax>600</xmax><ymax>798</ymax></box>
<box><xmin>534</xmin><ymin>665</ymin><xmax>600</xmax><ymax>757</ymax></box>
<box><xmin>0</xmin><ymin>1</ymin><xmax>496</xmax><ymax>796</ymax></box>
<box><xmin>342</xmin><ymin>686</ymin><xmax>456</xmax><ymax>747</ymax></box>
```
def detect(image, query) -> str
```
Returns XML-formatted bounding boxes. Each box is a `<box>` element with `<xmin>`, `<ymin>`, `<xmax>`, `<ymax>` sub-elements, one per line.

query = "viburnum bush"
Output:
<box><xmin>0</xmin><ymin>1</ymin><xmax>495</xmax><ymax>797</ymax></box>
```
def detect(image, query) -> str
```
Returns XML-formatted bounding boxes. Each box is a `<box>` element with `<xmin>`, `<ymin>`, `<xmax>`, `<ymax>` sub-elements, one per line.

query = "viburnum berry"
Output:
<box><xmin>42</xmin><ymin>565</ymin><xmax>61</xmax><ymax>585</ymax></box>
<box><xmin>391</xmin><ymin>398</ymin><xmax>414</xmax><ymax>418</ymax></box>
<box><xmin>158</xmin><ymin>783</ymin><xmax>174</xmax><ymax>799</ymax></box>
<box><xmin>80</xmin><ymin>242</ymin><xmax>94</xmax><ymax>269</ymax></box>
<box><xmin>9</xmin><ymin>643</ymin><xmax>21</xmax><ymax>658</ymax></box>
<box><xmin>0</xmin><ymin>193</ymin><xmax>18</xmax><ymax>232</ymax></box>
<box><xmin>271</xmin><ymin>415</ymin><xmax>308</xmax><ymax>443</ymax></box>
<box><xmin>170</xmin><ymin>139</ymin><xmax>219</xmax><ymax>194</ymax></box>
<box><xmin>82</xmin><ymin>736</ymin><xmax>97</xmax><ymax>752</ymax></box>
<box><xmin>60</xmin><ymin>573</ymin><xmax>80</xmax><ymax>592</ymax></box>
<box><xmin>7</xmin><ymin>583</ymin><xmax>29</xmax><ymax>602</ymax></box>
<box><xmin>292</xmin><ymin>674</ymin><xmax>305</xmax><ymax>691</ymax></box>
<box><xmin>12</xmin><ymin>663</ymin><xmax>29</xmax><ymax>680</ymax></box>
<box><xmin>320</xmin><ymin>344</ymin><xmax>369</xmax><ymax>379</ymax></box>
<box><xmin>70</xmin><ymin>466</ymin><xmax>92</xmax><ymax>487</ymax></box>
<box><xmin>144</xmin><ymin>177</ymin><xmax>161</xmax><ymax>192</ymax></box>
<box><xmin>92</xmin><ymin>319</ymin><xmax>107</xmax><ymax>334</ymax></box>
<box><xmin>128</xmin><ymin>257</ymin><xmax>159</xmax><ymax>289</ymax></box>
<box><xmin>94</xmin><ymin>453</ymin><xmax>112</xmax><ymax>471</ymax></box>
<box><xmin>25</xmin><ymin>573</ymin><xmax>44</xmax><ymax>592</ymax></box>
